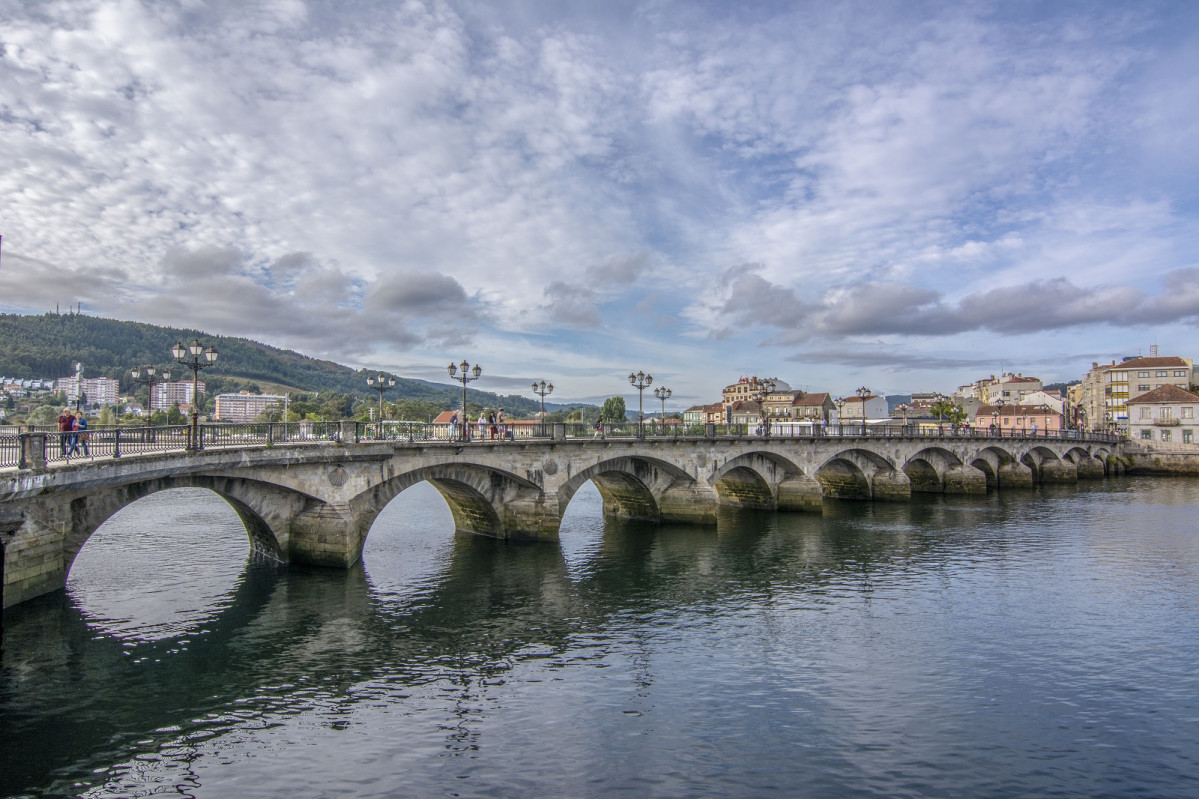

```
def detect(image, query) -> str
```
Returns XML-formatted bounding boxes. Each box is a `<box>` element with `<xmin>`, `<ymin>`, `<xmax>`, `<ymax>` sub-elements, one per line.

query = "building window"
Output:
<box><xmin>1184</xmin><ymin>407</ymin><xmax>1194</xmax><ymax>419</ymax></box>
<box><xmin>1175</xmin><ymin>371</ymin><xmax>1188</xmax><ymax>377</ymax></box>
<box><xmin>1140</xmin><ymin>407</ymin><xmax>1152</xmax><ymax>419</ymax></box>
<box><xmin>1138</xmin><ymin>385</ymin><xmax>1151</xmax><ymax>392</ymax></box>
<box><xmin>1138</xmin><ymin>371</ymin><xmax>1150</xmax><ymax>378</ymax></box>
<box><xmin>1185</xmin><ymin>430</ymin><xmax>1194</xmax><ymax>444</ymax></box>
<box><xmin>1162</xmin><ymin>407</ymin><xmax>1173</xmax><ymax>419</ymax></box>
<box><xmin>1157</xmin><ymin>371</ymin><xmax>1168</xmax><ymax>377</ymax></box>
<box><xmin>1141</xmin><ymin>429</ymin><xmax>1153</xmax><ymax>439</ymax></box>
<box><xmin>1161</xmin><ymin>429</ymin><xmax>1172</xmax><ymax>442</ymax></box>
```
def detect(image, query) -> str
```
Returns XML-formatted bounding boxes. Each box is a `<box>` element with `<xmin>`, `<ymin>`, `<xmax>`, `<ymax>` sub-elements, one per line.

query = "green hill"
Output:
<box><xmin>0</xmin><ymin>312</ymin><xmax>554</xmax><ymax>416</ymax></box>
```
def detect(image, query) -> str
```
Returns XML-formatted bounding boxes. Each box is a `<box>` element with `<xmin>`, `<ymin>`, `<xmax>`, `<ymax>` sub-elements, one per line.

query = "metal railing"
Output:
<box><xmin>0</xmin><ymin>420</ymin><xmax>1125</xmax><ymax>470</ymax></box>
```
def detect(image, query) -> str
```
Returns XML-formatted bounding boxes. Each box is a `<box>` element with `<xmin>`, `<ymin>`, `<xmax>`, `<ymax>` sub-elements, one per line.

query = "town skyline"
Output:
<box><xmin>3</xmin><ymin>2</ymin><xmax>1198</xmax><ymax>406</ymax></box>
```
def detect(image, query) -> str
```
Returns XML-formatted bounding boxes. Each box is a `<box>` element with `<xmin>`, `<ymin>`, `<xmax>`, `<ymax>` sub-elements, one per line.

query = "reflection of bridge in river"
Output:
<box><xmin>0</xmin><ymin>495</ymin><xmax>1056</xmax><ymax>795</ymax></box>
<box><xmin>1</xmin><ymin>427</ymin><xmax>1123</xmax><ymax>609</ymax></box>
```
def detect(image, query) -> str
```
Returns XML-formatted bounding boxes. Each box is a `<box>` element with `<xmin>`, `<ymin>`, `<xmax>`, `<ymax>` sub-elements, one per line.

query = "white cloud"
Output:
<box><xmin>2</xmin><ymin>0</ymin><xmax>1199</xmax><ymax>402</ymax></box>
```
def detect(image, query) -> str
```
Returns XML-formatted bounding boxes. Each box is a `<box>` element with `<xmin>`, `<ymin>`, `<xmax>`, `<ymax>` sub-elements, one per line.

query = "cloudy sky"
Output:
<box><xmin>3</xmin><ymin>0</ymin><xmax>1198</xmax><ymax>409</ymax></box>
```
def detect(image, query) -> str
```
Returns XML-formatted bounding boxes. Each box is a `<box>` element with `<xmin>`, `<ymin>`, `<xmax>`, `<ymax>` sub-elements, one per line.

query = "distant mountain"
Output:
<box><xmin>0</xmin><ymin>312</ymin><xmax>558</xmax><ymax>416</ymax></box>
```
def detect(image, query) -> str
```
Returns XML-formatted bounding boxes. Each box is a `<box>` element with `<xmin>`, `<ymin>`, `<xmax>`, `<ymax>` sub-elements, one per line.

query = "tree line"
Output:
<box><xmin>0</xmin><ymin>312</ymin><xmax>554</xmax><ymax>418</ymax></box>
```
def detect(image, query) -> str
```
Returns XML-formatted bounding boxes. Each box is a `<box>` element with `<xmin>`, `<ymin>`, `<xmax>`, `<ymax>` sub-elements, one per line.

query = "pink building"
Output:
<box><xmin>974</xmin><ymin>403</ymin><xmax>1063</xmax><ymax>433</ymax></box>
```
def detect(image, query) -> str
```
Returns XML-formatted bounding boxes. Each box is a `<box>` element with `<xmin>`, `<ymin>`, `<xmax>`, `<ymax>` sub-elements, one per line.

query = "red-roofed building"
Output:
<box><xmin>1127</xmin><ymin>384</ymin><xmax>1199</xmax><ymax>444</ymax></box>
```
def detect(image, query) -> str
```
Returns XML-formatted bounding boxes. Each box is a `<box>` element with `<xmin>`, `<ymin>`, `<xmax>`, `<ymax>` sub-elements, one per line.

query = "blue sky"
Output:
<box><xmin>2</xmin><ymin>0</ymin><xmax>1198</xmax><ymax>410</ymax></box>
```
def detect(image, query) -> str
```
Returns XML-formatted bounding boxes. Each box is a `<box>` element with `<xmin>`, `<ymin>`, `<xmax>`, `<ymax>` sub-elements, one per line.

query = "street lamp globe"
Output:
<box><xmin>532</xmin><ymin>380</ymin><xmax>554</xmax><ymax>423</ymax></box>
<box><xmin>628</xmin><ymin>371</ymin><xmax>654</xmax><ymax>437</ymax></box>
<box><xmin>172</xmin><ymin>339</ymin><xmax>219</xmax><ymax>451</ymax></box>
<box><xmin>448</xmin><ymin>360</ymin><xmax>482</xmax><ymax>440</ymax></box>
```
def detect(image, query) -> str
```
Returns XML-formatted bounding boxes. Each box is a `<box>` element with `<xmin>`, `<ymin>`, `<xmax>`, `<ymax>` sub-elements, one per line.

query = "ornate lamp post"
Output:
<box><xmin>855</xmin><ymin>386</ymin><xmax>871</xmax><ymax>432</ymax></box>
<box><xmin>628</xmin><ymin>371</ymin><xmax>653</xmax><ymax>438</ymax></box>
<box><xmin>654</xmin><ymin>386</ymin><xmax>672</xmax><ymax>434</ymax></box>
<box><xmin>172</xmin><ymin>339</ymin><xmax>218</xmax><ymax>451</ymax></box>
<box><xmin>993</xmin><ymin>398</ymin><xmax>1006</xmax><ymax>436</ymax></box>
<box><xmin>367</xmin><ymin>373</ymin><xmax>396</xmax><ymax>424</ymax></box>
<box><xmin>130</xmin><ymin>365</ymin><xmax>171</xmax><ymax>427</ymax></box>
<box><xmin>448</xmin><ymin>360</ymin><xmax>482</xmax><ymax>441</ymax></box>
<box><xmin>896</xmin><ymin>402</ymin><xmax>912</xmax><ymax>430</ymax></box>
<box><xmin>532</xmin><ymin>380</ymin><xmax>554</xmax><ymax>424</ymax></box>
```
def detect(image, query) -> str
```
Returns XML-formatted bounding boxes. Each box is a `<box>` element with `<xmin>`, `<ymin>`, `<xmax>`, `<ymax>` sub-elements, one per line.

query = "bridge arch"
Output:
<box><xmin>58</xmin><ymin>476</ymin><xmax>305</xmax><ymax>579</ymax></box>
<box><xmin>1021</xmin><ymin>445</ymin><xmax>1076</xmax><ymax>484</ymax></box>
<box><xmin>815</xmin><ymin>448</ymin><xmax>908</xmax><ymax>501</ymax></box>
<box><xmin>1062</xmin><ymin>446</ymin><xmax>1108</xmax><ymax>479</ymax></box>
<box><xmin>557</xmin><ymin>455</ymin><xmax>699</xmax><ymax>524</ymax></box>
<box><xmin>967</xmin><ymin>445</ymin><xmax>1019</xmax><ymax>489</ymax></box>
<box><xmin>902</xmin><ymin>447</ymin><xmax>963</xmax><ymax>493</ymax></box>
<box><xmin>351</xmin><ymin>463</ymin><xmax>546</xmax><ymax>543</ymax></box>
<box><xmin>709</xmin><ymin>451</ymin><xmax>808</xmax><ymax>510</ymax></box>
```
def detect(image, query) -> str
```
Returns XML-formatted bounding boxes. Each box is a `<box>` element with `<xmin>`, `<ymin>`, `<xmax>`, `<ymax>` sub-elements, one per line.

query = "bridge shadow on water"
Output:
<box><xmin>0</xmin><ymin>481</ymin><xmax>1127</xmax><ymax>796</ymax></box>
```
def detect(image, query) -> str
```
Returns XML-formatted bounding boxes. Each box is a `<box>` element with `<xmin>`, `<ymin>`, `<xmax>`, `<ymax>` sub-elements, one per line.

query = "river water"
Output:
<box><xmin>1</xmin><ymin>477</ymin><xmax>1197</xmax><ymax>798</ymax></box>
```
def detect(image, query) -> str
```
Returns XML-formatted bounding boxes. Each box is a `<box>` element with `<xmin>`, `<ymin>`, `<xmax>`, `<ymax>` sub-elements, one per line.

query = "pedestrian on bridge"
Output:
<box><xmin>69</xmin><ymin>411</ymin><xmax>89</xmax><ymax>458</ymax></box>
<box><xmin>57</xmin><ymin>408</ymin><xmax>74</xmax><ymax>455</ymax></box>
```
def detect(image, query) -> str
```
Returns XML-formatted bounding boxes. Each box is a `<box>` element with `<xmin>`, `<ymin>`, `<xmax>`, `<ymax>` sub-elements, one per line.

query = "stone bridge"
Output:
<box><xmin>0</xmin><ymin>433</ymin><xmax>1122</xmax><ymax>609</ymax></box>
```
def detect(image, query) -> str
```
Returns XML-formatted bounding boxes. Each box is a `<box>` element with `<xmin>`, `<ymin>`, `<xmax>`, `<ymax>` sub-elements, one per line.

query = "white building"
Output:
<box><xmin>214</xmin><ymin>392</ymin><xmax>285</xmax><ymax>422</ymax></box>
<box><xmin>154</xmin><ymin>380</ymin><xmax>205</xmax><ymax>411</ymax></box>
<box><xmin>56</xmin><ymin>375</ymin><xmax>120</xmax><ymax>407</ymax></box>
<box><xmin>1018</xmin><ymin>389</ymin><xmax>1065</xmax><ymax>415</ymax></box>
<box><xmin>1127</xmin><ymin>385</ymin><xmax>1199</xmax><ymax>445</ymax></box>
<box><xmin>835</xmin><ymin>394</ymin><xmax>889</xmax><ymax>421</ymax></box>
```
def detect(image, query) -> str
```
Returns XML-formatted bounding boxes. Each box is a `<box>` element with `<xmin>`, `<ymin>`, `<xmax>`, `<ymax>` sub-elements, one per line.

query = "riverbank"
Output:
<box><xmin>1123</xmin><ymin>441</ymin><xmax>1199</xmax><ymax>475</ymax></box>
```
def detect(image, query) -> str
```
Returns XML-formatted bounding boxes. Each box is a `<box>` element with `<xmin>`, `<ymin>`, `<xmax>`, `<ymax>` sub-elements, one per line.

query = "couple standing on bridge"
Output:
<box><xmin>56</xmin><ymin>408</ymin><xmax>90</xmax><ymax>458</ymax></box>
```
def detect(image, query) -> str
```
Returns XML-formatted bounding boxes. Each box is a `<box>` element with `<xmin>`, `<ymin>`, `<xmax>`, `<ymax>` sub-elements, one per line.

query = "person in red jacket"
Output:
<box><xmin>57</xmin><ymin>408</ymin><xmax>74</xmax><ymax>456</ymax></box>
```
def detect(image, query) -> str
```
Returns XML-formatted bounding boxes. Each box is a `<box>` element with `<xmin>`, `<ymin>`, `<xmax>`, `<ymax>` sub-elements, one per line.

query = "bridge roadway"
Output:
<box><xmin>0</xmin><ymin>427</ymin><xmax>1123</xmax><ymax>609</ymax></box>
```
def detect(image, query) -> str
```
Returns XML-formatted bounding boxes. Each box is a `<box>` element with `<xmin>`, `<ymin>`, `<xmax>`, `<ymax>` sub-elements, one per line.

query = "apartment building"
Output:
<box><xmin>55</xmin><ymin>376</ymin><xmax>120</xmax><ymax>407</ymax></box>
<box><xmin>214</xmin><ymin>391</ymin><xmax>285</xmax><ymax>422</ymax></box>
<box><xmin>153</xmin><ymin>380</ymin><xmax>206</xmax><ymax>411</ymax></box>
<box><xmin>722</xmin><ymin>376</ymin><xmax>791</xmax><ymax>408</ymax></box>
<box><xmin>1078</xmin><ymin>352</ymin><xmax>1195</xmax><ymax>430</ymax></box>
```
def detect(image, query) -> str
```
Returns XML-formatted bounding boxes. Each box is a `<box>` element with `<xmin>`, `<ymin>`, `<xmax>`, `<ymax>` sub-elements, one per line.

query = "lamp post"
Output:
<box><xmin>130</xmin><ymin>365</ymin><xmax>171</xmax><ymax>427</ymax></box>
<box><xmin>628</xmin><ymin>371</ymin><xmax>653</xmax><ymax>438</ymax></box>
<box><xmin>654</xmin><ymin>386</ymin><xmax>672</xmax><ymax>435</ymax></box>
<box><xmin>855</xmin><ymin>386</ymin><xmax>871</xmax><ymax>433</ymax></box>
<box><xmin>993</xmin><ymin>398</ymin><xmax>1006</xmax><ymax>436</ymax></box>
<box><xmin>448</xmin><ymin>360</ymin><xmax>482</xmax><ymax>441</ymax></box>
<box><xmin>896</xmin><ymin>402</ymin><xmax>912</xmax><ymax>431</ymax></box>
<box><xmin>834</xmin><ymin>397</ymin><xmax>845</xmax><ymax>434</ymax></box>
<box><xmin>73</xmin><ymin>362</ymin><xmax>83</xmax><ymax>411</ymax></box>
<box><xmin>532</xmin><ymin>380</ymin><xmax>554</xmax><ymax>426</ymax></box>
<box><xmin>367</xmin><ymin>373</ymin><xmax>396</xmax><ymax>426</ymax></box>
<box><xmin>172</xmin><ymin>339</ymin><xmax>218</xmax><ymax>451</ymax></box>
